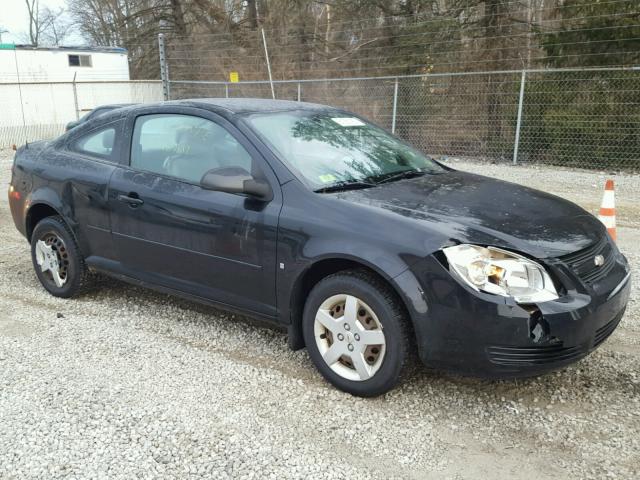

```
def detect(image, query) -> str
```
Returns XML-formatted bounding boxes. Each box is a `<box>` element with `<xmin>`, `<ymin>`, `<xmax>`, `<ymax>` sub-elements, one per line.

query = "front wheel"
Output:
<box><xmin>302</xmin><ymin>270</ymin><xmax>413</xmax><ymax>397</ymax></box>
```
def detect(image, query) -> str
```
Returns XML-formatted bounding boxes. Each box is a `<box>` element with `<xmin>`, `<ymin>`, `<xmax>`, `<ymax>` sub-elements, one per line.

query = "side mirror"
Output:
<box><xmin>65</xmin><ymin>121</ymin><xmax>79</xmax><ymax>131</ymax></box>
<box><xmin>201</xmin><ymin>167</ymin><xmax>272</xmax><ymax>201</ymax></box>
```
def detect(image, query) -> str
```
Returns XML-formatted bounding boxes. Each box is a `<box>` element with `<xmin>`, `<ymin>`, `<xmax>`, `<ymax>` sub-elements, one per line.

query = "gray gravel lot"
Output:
<box><xmin>0</xmin><ymin>149</ymin><xmax>638</xmax><ymax>479</ymax></box>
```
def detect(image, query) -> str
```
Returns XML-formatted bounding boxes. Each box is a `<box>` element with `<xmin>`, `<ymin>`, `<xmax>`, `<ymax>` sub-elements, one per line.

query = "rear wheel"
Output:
<box><xmin>30</xmin><ymin>216</ymin><xmax>91</xmax><ymax>298</ymax></box>
<box><xmin>302</xmin><ymin>269</ymin><xmax>413</xmax><ymax>397</ymax></box>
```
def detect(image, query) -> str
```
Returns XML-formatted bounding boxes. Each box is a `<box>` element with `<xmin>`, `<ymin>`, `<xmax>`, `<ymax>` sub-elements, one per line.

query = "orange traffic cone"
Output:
<box><xmin>598</xmin><ymin>179</ymin><xmax>616</xmax><ymax>241</ymax></box>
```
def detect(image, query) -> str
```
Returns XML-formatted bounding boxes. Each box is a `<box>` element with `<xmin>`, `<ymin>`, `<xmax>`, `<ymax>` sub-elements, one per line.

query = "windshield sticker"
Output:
<box><xmin>319</xmin><ymin>174</ymin><xmax>337</xmax><ymax>183</ymax></box>
<box><xmin>331</xmin><ymin>117</ymin><xmax>365</xmax><ymax>127</ymax></box>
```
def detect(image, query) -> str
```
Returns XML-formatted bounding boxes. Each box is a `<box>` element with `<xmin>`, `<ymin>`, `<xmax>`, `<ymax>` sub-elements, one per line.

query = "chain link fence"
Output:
<box><xmin>169</xmin><ymin>68</ymin><xmax>640</xmax><ymax>171</ymax></box>
<box><xmin>3</xmin><ymin>69</ymin><xmax>638</xmax><ymax>171</ymax></box>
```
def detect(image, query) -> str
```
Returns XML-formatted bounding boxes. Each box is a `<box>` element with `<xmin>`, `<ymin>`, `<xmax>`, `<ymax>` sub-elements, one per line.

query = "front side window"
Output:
<box><xmin>130</xmin><ymin>114</ymin><xmax>253</xmax><ymax>184</ymax></box>
<box><xmin>246</xmin><ymin>111</ymin><xmax>443</xmax><ymax>190</ymax></box>
<box><xmin>74</xmin><ymin>127</ymin><xmax>116</xmax><ymax>157</ymax></box>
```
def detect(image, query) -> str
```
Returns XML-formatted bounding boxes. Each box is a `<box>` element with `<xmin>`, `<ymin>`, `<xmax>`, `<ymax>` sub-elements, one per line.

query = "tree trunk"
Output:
<box><xmin>247</xmin><ymin>0</ymin><xmax>258</xmax><ymax>29</ymax></box>
<box><xmin>170</xmin><ymin>0</ymin><xmax>186</xmax><ymax>35</ymax></box>
<box><xmin>485</xmin><ymin>0</ymin><xmax>505</xmax><ymax>158</ymax></box>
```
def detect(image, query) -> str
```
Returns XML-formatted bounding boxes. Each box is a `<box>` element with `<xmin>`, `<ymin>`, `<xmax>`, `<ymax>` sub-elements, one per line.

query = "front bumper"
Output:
<box><xmin>406</xmin><ymin>251</ymin><xmax>631</xmax><ymax>378</ymax></box>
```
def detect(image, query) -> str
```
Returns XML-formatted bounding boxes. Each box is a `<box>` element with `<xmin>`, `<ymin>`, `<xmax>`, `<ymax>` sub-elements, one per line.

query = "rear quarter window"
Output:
<box><xmin>70</xmin><ymin>125</ymin><xmax>118</xmax><ymax>161</ymax></box>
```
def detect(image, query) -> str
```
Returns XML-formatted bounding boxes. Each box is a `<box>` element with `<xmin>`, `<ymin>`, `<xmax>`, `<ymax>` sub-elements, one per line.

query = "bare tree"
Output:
<box><xmin>24</xmin><ymin>0</ymin><xmax>43</xmax><ymax>45</ymax></box>
<box><xmin>63</xmin><ymin>0</ymin><xmax>636</xmax><ymax>80</ymax></box>
<box><xmin>41</xmin><ymin>7</ymin><xmax>71</xmax><ymax>45</ymax></box>
<box><xmin>22</xmin><ymin>0</ymin><xmax>70</xmax><ymax>46</ymax></box>
<box><xmin>246</xmin><ymin>0</ymin><xmax>259</xmax><ymax>29</ymax></box>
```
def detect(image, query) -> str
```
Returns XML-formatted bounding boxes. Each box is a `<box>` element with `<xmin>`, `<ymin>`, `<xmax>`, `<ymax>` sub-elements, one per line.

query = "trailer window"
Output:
<box><xmin>68</xmin><ymin>54</ymin><xmax>92</xmax><ymax>67</ymax></box>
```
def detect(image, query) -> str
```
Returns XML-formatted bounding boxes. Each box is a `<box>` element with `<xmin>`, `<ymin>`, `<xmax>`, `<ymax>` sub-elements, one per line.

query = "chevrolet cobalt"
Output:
<box><xmin>8</xmin><ymin>99</ymin><xmax>631</xmax><ymax>396</ymax></box>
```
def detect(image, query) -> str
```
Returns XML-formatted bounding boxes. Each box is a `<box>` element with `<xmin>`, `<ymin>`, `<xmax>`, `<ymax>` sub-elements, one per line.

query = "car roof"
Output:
<box><xmin>92</xmin><ymin>103</ymin><xmax>136</xmax><ymax>111</ymax></box>
<box><xmin>165</xmin><ymin>98</ymin><xmax>335</xmax><ymax>114</ymax></box>
<box><xmin>81</xmin><ymin>99</ymin><xmax>340</xmax><ymax>132</ymax></box>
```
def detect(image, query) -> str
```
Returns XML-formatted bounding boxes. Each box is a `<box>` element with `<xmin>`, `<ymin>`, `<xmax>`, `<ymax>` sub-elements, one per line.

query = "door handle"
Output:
<box><xmin>117</xmin><ymin>193</ymin><xmax>144</xmax><ymax>207</ymax></box>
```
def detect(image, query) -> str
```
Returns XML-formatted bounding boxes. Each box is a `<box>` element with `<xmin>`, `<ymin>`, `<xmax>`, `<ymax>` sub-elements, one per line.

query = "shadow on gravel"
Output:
<box><xmin>76</xmin><ymin>274</ymin><xmax>640</xmax><ymax>410</ymax></box>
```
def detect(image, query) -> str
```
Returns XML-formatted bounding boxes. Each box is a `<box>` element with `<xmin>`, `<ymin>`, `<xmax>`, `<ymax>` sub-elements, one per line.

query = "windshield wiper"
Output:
<box><xmin>375</xmin><ymin>169</ymin><xmax>426</xmax><ymax>185</ymax></box>
<box><xmin>314</xmin><ymin>180</ymin><xmax>377</xmax><ymax>193</ymax></box>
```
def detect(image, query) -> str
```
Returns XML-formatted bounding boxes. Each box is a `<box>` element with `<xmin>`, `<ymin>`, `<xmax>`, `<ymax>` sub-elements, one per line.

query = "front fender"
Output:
<box><xmin>277</xmin><ymin>181</ymin><xmax>433</xmax><ymax>349</ymax></box>
<box><xmin>278</xmin><ymin>235</ymin><xmax>430</xmax><ymax>348</ymax></box>
<box><xmin>300</xmin><ymin>250</ymin><xmax>430</xmax><ymax>330</ymax></box>
<box><xmin>301</xmin><ymin>238</ymin><xmax>412</xmax><ymax>279</ymax></box>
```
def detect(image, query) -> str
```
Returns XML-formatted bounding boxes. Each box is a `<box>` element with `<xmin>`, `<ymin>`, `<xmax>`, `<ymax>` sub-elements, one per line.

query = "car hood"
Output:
<box><xmin>333</xmin><ymin>170</ymin><xmax>604</xmax><ymax>258</ymax></box>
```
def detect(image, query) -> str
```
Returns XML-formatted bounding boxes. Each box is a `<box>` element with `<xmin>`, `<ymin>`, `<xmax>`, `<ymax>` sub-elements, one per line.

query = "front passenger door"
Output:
<box><xmin>108</xmin><ymin>109</ymin><xmax>281</xmax><ymax>317</ymax></box>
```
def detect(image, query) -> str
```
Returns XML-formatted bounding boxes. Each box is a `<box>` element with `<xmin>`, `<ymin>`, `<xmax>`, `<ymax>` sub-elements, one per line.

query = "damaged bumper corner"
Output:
<box><xmin>408</xmin><ymin>256</ymin><xmax>631</xmax><ymax>378</ymax></box>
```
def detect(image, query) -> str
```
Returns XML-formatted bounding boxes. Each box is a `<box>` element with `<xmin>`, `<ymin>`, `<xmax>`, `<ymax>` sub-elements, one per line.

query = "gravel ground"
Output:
<box><xmin>0</xmin><ymin>149</ymin><xmax>638</xmax><ymax>479</ymax></box>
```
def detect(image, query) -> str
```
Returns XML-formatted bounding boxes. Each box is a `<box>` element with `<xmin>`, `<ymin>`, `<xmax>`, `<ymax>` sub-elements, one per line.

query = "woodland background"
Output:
<box><xmin>10</xmin><ymin>0</ymin><xmax>640</xmax><ymax>168</ymax></box>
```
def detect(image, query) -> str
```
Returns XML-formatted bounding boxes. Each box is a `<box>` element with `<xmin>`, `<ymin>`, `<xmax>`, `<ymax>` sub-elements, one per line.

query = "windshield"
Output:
<box><xmin>245</xmin><ymin>111</ymin><xmax>443</xmax><ymax>191</ymax></box>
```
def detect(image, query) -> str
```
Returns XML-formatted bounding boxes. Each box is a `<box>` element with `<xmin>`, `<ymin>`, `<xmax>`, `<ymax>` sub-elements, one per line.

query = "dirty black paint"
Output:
<box><xmin>8</xmin><ymin>99</ymin><xmax>631</xmax><ymax>378</ymax></box>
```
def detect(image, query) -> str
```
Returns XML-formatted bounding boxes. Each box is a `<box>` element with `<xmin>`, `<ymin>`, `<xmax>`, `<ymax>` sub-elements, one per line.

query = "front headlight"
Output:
<box><xmin>442</xmin><ymin>244</ymin><xmax>558</xmax><ymax>303</ymax></box>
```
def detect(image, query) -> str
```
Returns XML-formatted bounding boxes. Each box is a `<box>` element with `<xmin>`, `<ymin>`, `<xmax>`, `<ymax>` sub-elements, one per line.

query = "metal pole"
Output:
<box><xmin>158</xmin><ymin>33</ymin><xmax>170</xmax><ymax>101</ymax></box>
<box><xmin>13</xmin><ymin>47</ymin><xmax>27</xmax><ymax>131</ymax></box>
<box><xmin>261</xmin><ymin>28</ymin><xmax>276</xmax><ymax>100</ymax></box>
<box><xmin>72</xmin><ymin>72</ymin><xmax>80</xmax><ymax>120</ymax></box>
<box><xmin>513</xmin><ymin>70</ymin><xmax>526</xmax><ymax>164</ymax></box>
<box><xmin>225</xmin><ymin>83</ymin><xmax>229</xmax><ymax>98</ymax></box>
<box><xmin>391</xmin><ymin>77</ymin><xmax>399</xmax><ymax>134</ymax></box>
<box><xmin>297</xmin><ymin>82</ymin><xmax>301</xmax><ymax>102</ymax></box>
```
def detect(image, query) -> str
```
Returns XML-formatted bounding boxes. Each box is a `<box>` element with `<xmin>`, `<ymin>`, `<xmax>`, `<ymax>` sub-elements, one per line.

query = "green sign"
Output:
<box><xmin>0</xmin><ymin>43</ymin><xmax>16</xmax><ymax>50</ymax></box>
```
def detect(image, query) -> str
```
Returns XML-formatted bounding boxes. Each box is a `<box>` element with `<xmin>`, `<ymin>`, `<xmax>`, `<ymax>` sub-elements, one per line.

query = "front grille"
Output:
<box><xmin>487</xmin><ymin>343</ymin><xmax>587</xmax><ymax>366</ymax></box>
<box><xmin>559</xmin><ymin>236</ymin><xmax>616</xmax><ymax>286</ymax></box>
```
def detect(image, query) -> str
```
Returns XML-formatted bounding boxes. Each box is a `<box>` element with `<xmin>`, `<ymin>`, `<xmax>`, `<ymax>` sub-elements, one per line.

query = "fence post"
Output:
<box><xmin>225</xmin><ymin>83</ymin><xmax>229</xmax><ymax>98</ymax></box>
<box><xmin>391</xmin><ymin>77</ymin><xmax>399</xmax><ymax>134</ymax></box>
<box><xmin>297</xmin><ymin>82</ymin><xmax>301</xmax><ymax>102</ymax></box>
<box><xmin>261</xmin><ymin>28</ymin><xmax>276</xmax><ymax>100</ymax></box>
<box><xmin>72</xmin><ymin>72</ymin><xmax>79</xmax><ymax>120</ymax></box>
<box><xmin>12</xmin><ymin>46</ymin><xmax>27</xmax><ymax>133</ymax></box>
<box><xmin>158</xmin><ymin>33</ymin><xmax>170</xmax><ymax>101</ymax></box>
<box><xmin>512</xmin><ymin>70</ymin><xmax>526</xmax><ymax>164</ymax></box>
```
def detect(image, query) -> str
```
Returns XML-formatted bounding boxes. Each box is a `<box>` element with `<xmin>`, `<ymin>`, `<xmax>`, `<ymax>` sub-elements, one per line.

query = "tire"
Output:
<box><xmin>30</xmin><ymin>215</ymin><xmax>92</xmax><ymax>298</ymax></box>
<box><xmin>302</xmin><ymin>269</ymin><xmax>413</xmax><ymax>397</ymax></box>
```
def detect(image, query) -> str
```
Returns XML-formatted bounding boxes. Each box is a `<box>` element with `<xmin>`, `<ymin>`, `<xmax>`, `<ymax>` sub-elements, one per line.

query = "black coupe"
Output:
<box><xmin>9</xmin><ymin>99</ymin><xmax>631</xmax><ymax>396</ymax></box>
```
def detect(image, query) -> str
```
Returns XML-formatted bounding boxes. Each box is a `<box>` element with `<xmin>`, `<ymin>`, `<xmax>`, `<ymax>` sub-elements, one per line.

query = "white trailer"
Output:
<box><xmin>0</xmin><ymin>45</ymin><xmax>130</xmax><ymax>83</ymax></box>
